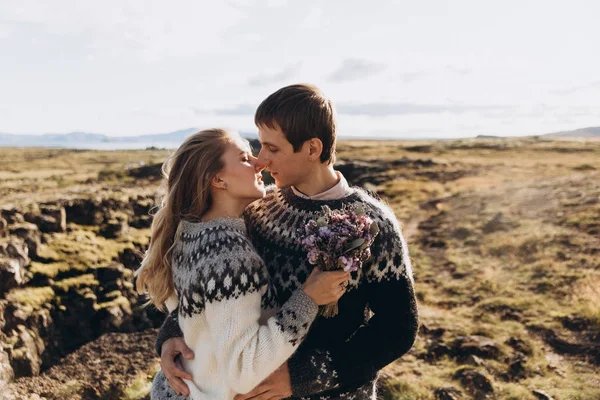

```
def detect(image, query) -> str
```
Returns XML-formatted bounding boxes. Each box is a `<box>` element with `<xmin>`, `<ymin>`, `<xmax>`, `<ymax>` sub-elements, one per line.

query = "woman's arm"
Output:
<box><xmin>189</xmin><ymin>250</ymin><xmax>318</xmax><ymax>395</ymax></box>
<box><xmin>205</xmin><ymin>286</ymin><xmax>317</xmax><ymax>394</ymax></box>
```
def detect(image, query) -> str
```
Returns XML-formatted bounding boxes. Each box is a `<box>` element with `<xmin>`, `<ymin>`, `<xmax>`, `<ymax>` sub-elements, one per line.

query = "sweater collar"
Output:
<box><xmin>280</xmin><ymin>186</ymin><xmax>361</xmax><ymax>212</ymax></box>
<box><xmin>178</xmin><ymin>217</ymin><xmax>246</xmax><ymax>235</ymax></box>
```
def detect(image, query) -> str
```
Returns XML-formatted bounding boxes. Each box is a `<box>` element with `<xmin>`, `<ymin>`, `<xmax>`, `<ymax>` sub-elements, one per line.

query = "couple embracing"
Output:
<box><xmin>136</xmin><ymin>84</ymin><xmax>419</xmax><ymax>400</ymax></box>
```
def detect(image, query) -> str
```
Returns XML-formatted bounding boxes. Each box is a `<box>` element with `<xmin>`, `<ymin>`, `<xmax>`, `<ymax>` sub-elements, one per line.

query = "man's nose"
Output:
<box><xmin>256</xmin><ymin>150</ymin><xmax>268</xmax><ymax>171</ymax></box>
<box><xmin>252</xmin><ymin>155</ymin><xmax>266</xmax><ymax>173</ymax></box>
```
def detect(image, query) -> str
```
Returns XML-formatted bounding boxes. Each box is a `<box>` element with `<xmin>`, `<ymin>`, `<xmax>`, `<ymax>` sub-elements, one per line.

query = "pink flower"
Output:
<box><xmin>308</xmin><ymin>249</ymin><xmax>320</xmax><ymax>265</ymax></box>
<box><xmin>338</xmin><ymin>255</ymin><xmax>354</xmax><ymax>271</ymax></box>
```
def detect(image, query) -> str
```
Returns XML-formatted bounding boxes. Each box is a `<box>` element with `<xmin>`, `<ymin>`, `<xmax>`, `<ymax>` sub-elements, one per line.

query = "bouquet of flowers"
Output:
<box><xmin>300</xmin><ymin>204</ymin><xmax>379</xmax><ymax>317</ymax></box>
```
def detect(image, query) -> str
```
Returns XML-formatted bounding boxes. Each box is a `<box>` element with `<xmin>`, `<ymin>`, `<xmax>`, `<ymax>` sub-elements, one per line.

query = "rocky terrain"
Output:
<box><xmin>0</xmin><ymin>137</ymin><xmax>599</xmax><ymax>399</ymax></box>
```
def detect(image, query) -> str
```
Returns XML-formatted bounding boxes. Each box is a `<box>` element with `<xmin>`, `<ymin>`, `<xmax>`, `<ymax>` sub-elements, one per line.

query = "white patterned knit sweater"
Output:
<box><xmin>151</xmin><ymin>218</ymin><xmax>318</xmax><ymax>400</ymax></box>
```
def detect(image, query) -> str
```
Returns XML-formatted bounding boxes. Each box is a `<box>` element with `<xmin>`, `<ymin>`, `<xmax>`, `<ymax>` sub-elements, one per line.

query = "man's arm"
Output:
<box><xmin>155</xmin><ymin>308</ymin><xmax>184</xmax><ymax>355</ymax></box>
<box><xmin>287</xmin><ymin>212</ymin><xmax>419</xmax><ymax>397</ymax></box>
<box><xmin>156</xmin><ymin>308</ymin><xmax>195</xmax><ymax>397</ymax></box>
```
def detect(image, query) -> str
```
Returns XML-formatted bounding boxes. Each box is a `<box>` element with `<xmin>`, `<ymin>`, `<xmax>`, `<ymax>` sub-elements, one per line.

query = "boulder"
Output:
<box><xmin>335</xmin><ymin>159</ymin><xmax>390</xmax><ymax>186</ymax></box>
<box><xmin>453</xmin><ymin>335</ymin><xmax>502</xmax><ymax>360</ymax></box>
<box><xmin>454</xmin><ymin>368</ymin><xmax>494</xmax><ymax>399</ymax></box>
<box><xmin>425</xmin><ymin>341</ymin><xmax>454</xmax><ymax>361</ymax></box>
<box><xmin>560</xmin><ymin>315</ymin><xmax>589</xmax><ymax>332</ymax></box>
<box><xmin>127</xmin><ymin>163</ymin><xmax>162</xmax><ymax>180</ymax></box>
<box><xmin>99</xmin><ymin>213</ymin><xmax>129</xmax><ymax>239</ymax></box>
<box><xmin>463</xmin><ymin>354</ymin><xmax>487</xmax><ymax>367</ymax></box>
<box><xmin>0</xmin><ymin>217</ymin><xmax>7</xmax><ymax>238</ymax></box>
<box><xmin>9</xmin><ymin>223</ymin><xmax>41</xmax><ymax>259</ymax></box>
<box><xmin>505</xmin><ymin>336</ymin><xmax>533</xmax><ymax>356</ymax></box>
<box><xmin>1</xmin><ymin>209</ymin><xmax>24</xmax><ymax>224</ymax></box>
<box><xmin>420</xmin><ymin>323</ymin><xmax>446</xmax><ymax>338</ymax></box>
<box><xmin>118</xmin><ymin>248</ymin><xmax>142</xmax><ymax>270</ymax></box>
<box><xmin>95</xmin><ymin>296</ymin><xmax>133</xmax><ymax>331</ymax></box>
<box><xmin>63</xmin><ymin>198</ymin><xmax>106</xmax><ymax>225</ymax></box>
<box><xmin>0</xmin><ymin>239</ymin><xmax>29</xmax><ymax>295</ymax></box>
<box><xmin>96</xmin><ymin>262</ymin><xmax>130</xmax><ymax>284</ymax></box>
<box><xmin>434</xmin><ymin>387</ymin><xmax>462</xmax><ymax>400</ymax></box>
<box><xmin>10</xmin><ymin>325</ymin><xmax>44</xmax><ymax>377</ymax></box>
<box><xmin>507</xmin><ymin>352</ymin><xmax>528</xmax><ymax>381</ymax></box>
<box><xmin>129</xmin><ymin>214</ymin><xmax>153</xmax><ymax>229</ymax></box>
<box><xmin>2</xmin><ymin>240</ymin><xmax>29</xmax><ymax>264</ymax></box>
<box><xmin>131</xmin><ymin>197</ymin><xmax>155</xmax><ymax>215</ymax></box>
<box><xmin>532</xmin><ymin>390</ymin><xmax>555</xmax><ymax>400</ymax></box>
<box><xmin>39</xmin><ymin>206</ymin><xmax>67</xmax><ymax>233</ymax></box>
<box><xmin>0</xmin><ymin>257</ymin><xmax>26</xmax><ymax>295</ymax></box>
<box><xmin>0</xmin><ymin>349</ymin><xmax>14</xmax><ymax>388</ymax></box>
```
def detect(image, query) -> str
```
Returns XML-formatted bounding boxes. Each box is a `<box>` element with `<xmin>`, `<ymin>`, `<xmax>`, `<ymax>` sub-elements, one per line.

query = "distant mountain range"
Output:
<box><xmin>0</xmin><ymin>129</ymin><xmax>259</xmax><ymax>149</ymax></box>
<box><xmin>0</xmin><ymin>126</ymin><xmax>598</xmax><ymax>148</ymax></box>
<box><xmin>542</xmin><ymin>126</ymin><xmax>600</xmax><ymax>138</ymax></box>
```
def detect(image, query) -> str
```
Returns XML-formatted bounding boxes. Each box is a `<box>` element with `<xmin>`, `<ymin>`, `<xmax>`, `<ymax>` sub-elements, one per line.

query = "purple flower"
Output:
<box><xmin>307</xmin><ymin>249</ymin><xmax>320</xmax><ymax>265</ymax></box>
<box><xmin>338</xmin><ymin>256</ymin><xmax>355</xmax><ymax>272</ymax></box>
<box><xmin>300</xmin><ymin>204</ymin><xmax>379</xmax><ymax>273</ymax></box>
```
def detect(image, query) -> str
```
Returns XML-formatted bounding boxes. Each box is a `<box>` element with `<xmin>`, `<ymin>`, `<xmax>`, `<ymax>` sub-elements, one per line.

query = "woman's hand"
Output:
<box><xmin>301</xmin><ymin>267</ymin><xmax>350</xmax><ymax>305</ymax></box>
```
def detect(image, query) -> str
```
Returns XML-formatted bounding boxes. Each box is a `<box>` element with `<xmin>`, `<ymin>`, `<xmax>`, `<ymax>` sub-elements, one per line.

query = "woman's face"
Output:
<box><xmin>217</xmin><ymin>137</ymin><xmax>266</xmax><ymax>202</ymax></box>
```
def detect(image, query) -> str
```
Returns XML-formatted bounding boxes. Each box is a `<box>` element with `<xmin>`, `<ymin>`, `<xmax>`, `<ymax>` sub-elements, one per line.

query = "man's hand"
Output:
<box><xmin>161</xmin><ymin>337</ymin><xmax>195</xmax><ymax>397</ymax></box>
<box><xmin>234</xmin><ymin>362</ymin><xmax>292</xmax><ymax>400</ymax></box>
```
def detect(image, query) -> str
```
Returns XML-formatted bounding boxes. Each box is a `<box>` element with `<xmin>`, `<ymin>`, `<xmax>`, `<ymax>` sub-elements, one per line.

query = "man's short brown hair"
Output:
<box><xmin>255</xmin><ymin>83</ymin><xmax>336</xmax><ymax>164</ymax></box>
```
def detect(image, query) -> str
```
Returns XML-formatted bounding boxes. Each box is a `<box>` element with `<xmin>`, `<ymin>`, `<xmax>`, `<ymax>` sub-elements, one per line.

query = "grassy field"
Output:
<box><xmin>1</xmin><ymin>137</ymin><xmax>599</xmax><ymax>399</ymax></box>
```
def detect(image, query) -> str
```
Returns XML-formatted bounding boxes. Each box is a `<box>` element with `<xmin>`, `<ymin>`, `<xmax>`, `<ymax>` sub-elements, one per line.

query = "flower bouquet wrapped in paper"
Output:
<box><xmin>300</xmin><ymin>204</ymin><xmax>379</xmax><ymax>317</ymax></box>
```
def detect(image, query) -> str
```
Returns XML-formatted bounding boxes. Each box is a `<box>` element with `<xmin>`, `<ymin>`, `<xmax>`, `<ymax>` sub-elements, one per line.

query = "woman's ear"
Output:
<box><xmin>211</xmin><ymin>175</ymin><xmax>228</xmax><ymax>189</ymax></box>
<box><xmin>307</xmin><ymin>138</ymin><xmax>323</xmax><ymax>162</ymax></box>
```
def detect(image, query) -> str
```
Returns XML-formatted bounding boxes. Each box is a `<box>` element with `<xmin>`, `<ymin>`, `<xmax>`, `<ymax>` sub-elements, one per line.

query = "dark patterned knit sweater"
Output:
<box><xmin>156</xmin><ymin>186</ymin><xmax>419</xmax><ymax>399</ymax></box>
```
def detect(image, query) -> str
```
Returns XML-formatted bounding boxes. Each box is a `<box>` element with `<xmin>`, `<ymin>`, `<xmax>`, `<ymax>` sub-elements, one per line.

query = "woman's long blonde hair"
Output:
<box><xmin>135</xmin><ymin>128</ymin><xmax>234</xmax><ymax>309</ymax></box>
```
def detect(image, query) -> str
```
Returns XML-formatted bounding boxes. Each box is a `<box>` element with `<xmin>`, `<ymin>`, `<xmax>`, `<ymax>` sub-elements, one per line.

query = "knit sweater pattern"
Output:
<box><xmin>245</xmin><ymin>187</ymin><xmax>418</xmax><ymax>399</ymax></box>
<box><xmin>156</xmin><ymin>186</ymin><xmax>419</xmax><ymax>400</ymax></box>
<box><xmin>151</xmin><ymin>218</ymin><xmax>318</xmax><ymax>400</ymax></box>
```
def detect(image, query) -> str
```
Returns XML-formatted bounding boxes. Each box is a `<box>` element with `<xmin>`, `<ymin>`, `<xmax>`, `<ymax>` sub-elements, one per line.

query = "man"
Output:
<box><xmin>156</xmin><ymin>84</ymin><xmax>419</xmax><ymax>399</ymax></box>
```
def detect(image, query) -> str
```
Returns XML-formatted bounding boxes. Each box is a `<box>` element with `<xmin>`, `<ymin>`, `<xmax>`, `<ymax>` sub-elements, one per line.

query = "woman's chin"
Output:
<box><xmin>254</xmin><ymin>187</ymin><xmax>267</xmax><ymax>198</ymax></box>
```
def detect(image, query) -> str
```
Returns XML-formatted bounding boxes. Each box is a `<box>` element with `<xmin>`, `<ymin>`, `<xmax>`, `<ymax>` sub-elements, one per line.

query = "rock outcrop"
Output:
<box><xmin>0</xmin><ymin>197</ymin><xmax>163</xmax><ymax>385</ymax></box>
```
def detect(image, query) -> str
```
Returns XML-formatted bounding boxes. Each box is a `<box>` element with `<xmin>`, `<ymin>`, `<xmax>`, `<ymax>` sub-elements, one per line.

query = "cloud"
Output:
<box><xmin>194</xmin><ymin>101</ymin><xmax>514</xmax><ymax>117</ymax></box>
<box><xmin>0</xmin><ymin>1</ymin><xmax>245</xmax><ymax>62</ymax></box>
<box><xmin>247</xmin><ymin>62</ymin><xmax>302</xmax><ymax>87</ymax></box>
<box><xmin>328</xmin><ymin>58</ymin><xmax>386</xmax><ymax>82</ymax></box>
<box><xmin>397</xmin><ymin>70</ymin><xmax>428</xmax><ymax>83</ymax></box>
<box><xmin>446</xmin><ymin>65</ymin><xmax>471</xmax><ymax>76</ymax></box>
<box><xmin>192</xmin><ymin>103</ymin><xmax>256</xmax><ymax>116</ymax></box>
<box><xmin>552</xmin><ymin>81</ymin><xmax>600</xmax><ymax>95</ymax></box>
<box><xmin>336</xmin><ymin>102</ymin><xmax>513</xmax><ymax>117</ymax></box>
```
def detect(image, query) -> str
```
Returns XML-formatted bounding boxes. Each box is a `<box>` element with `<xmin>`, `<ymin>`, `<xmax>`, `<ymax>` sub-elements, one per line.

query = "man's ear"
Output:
<box><xmin>307</xmin><ymin>138</ymin><xmax>323</xmax><ymax>162</ymax></box>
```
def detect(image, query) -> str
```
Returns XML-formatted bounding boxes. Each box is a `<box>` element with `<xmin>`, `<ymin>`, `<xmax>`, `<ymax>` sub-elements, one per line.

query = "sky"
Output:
<box><xmin>1</xmin><ymin>0</ymin><xmax>599</xmax><ymax>139</ymax></box>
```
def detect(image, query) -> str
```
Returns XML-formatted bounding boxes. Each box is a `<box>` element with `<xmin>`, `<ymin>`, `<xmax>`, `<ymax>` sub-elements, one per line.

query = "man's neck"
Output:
<box><xmin>293</xmin><ymin>164</ymin><xmax>339</xmax><ymax>197</ymax></box>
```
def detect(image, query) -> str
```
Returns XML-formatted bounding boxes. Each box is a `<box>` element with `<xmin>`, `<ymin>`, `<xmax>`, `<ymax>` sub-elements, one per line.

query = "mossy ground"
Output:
<box><xmin>2</xmin><ymin>138</ymin><xmax>600</xmax><ymax>399</ymax></box>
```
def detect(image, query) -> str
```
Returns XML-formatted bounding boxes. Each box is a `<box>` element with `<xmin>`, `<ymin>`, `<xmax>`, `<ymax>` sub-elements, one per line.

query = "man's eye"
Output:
<box><xmin>242</xmin><ymin>157</ymin><xmax>249</xmax><ymax>162</ymax></box>
<box><xmin>269</xmin><ymin>147</ymin><xmax>278</xmax><ymax>152</ymax></box>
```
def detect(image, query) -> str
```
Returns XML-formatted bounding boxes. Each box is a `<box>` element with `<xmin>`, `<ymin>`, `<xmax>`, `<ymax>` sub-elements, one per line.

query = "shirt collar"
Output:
<box><xmin>291</xmin><ymin>171</ymin><xmax>352</xmax><ymax>200</ymax></box>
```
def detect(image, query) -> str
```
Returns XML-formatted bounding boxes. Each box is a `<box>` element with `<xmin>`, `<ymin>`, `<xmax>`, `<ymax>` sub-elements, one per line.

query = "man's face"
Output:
<box><xmin>256</xmin><ymin>123</ymin><xmax>311</xmax><ymax>188</ymax></box>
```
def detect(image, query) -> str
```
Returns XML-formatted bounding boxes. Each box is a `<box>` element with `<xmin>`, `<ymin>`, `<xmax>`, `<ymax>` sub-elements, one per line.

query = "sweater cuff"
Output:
<box><xmin>155</xmin><ymin>309</ymin><xmax>184</xmax><ymax>356</ymax></box>
<box><xmin>285</xmin><ymin>289</ymin><xmax>319</xmax><ymax>320</ymax></box>
<box><xmin>275</xmin><ymin>289</ymin><xmax>319</xmax><ymax>347</ymax></box>
<box><xmin>288</xmin><ymin>348</ymin><xmax>340</xmax><ymax>397</ymax></box>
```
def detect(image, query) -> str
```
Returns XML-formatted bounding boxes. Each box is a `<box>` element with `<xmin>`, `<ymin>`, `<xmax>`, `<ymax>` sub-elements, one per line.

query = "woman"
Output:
<box><xmin>135</xmin><ymin>129</ymin><xmax>349</xmax><ymax>399</ymax></box>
